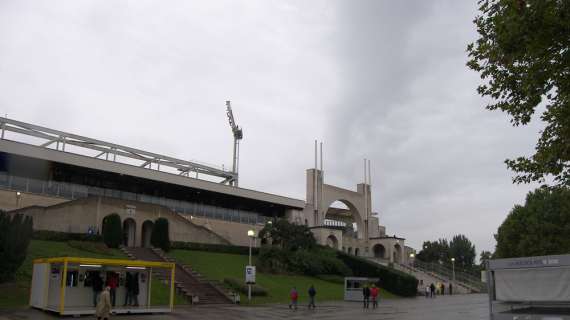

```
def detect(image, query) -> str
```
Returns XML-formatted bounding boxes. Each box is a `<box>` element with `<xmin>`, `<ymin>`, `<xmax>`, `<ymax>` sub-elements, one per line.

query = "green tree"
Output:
<box><xmin>467</xmin><ymin>0</ymin><xmax>570</xmax><ymax>187</ymax></box>
<box><xmin>151</xmin><ymin>218</ymin><xmax>170</xmax><ymax>252</ymax></box>
<box><xmin>102</xmin><ymin>213</ymin><xmax>122</xmax><ymax>248</ymax></box>
<box><xmin>417</xmin><ymin>239</ymin><xmax>450</xmax><ymax>263</ymax></box>
<box><xmin>449</xmin><ymin>234</ymin><xmax>477</xmax><ymax>269</ymax></box>
<box><xmin>258</xmin><ymin>219</ymin><xmax>316</xmax><ymax>251</ymax></box>
<box><xmin>0</xmin><ymin>212</ymin><xmax>33</xmax><ymax>283</ymax></box>
<box><xmin>495</xmin><ymin>187</ymin><xmax>570</xmax><ymax>258</ymax></box>
<box><xmin>479</xmin><ymin>250</ymin><xmax>493</xmax><ymax>267</ymax></box>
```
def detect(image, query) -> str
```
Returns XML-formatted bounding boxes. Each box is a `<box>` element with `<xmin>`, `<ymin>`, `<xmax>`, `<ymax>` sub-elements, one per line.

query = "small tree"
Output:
<box><xmin>102</xmin><ymin>213</ymin><xmax>122</xmax><ymax>248</ymax></box>
<box><xmin>151</xmin><ymin>218</ymin><xmax>170</xmax><ymax>252</ymax></box>
<box><xmin>258</xmin><ymin>219</ymin><xmax>316</xmax><ymax>251</ymax></box>
<box><xmin>0</xmin><ymin>212</ymin><xmax>33</xmax><ymax>283</ymax></box>
<box><xmin>449</xmin><ymin>234</ymin><xmax>476</xmax><ymax>269</ymax></box>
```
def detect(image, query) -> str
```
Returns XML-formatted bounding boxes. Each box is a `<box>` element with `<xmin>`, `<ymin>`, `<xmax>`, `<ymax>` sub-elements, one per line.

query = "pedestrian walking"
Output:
<box><xmin>370</xmin><ymin>284</ymin><xmax>379</xmax><ymax>309</ymax></box>
<box><xmin>96</xmin><ymin>286</ymin><xmax>112</xmax><ymax>320</ymax></box>
<box><xmin>308</xmin><ymin>285</ymin><xmax>316</xmax><ymax>309</ymax></box>
<box><xmin>441</xmin><ymin>283</ymin><xmax>445</xmax><ymax>295</ymax></box>
<box><xmin>425</xmin><ymin>285</ymin><xmax>430</xmax><ymax>298</ymax></box>
<box><xmin>430</xmin><ymin>283</ymin><xmax>435</xmax><ymax>298</ymax></box>
<box><xmin>123</xmin><ymin>272</ymin><xmax>132</xmax><ymax>306</ymax></box>
<box><xmin>449</xmin><ymin>283</ymin><xmax>453</xmax><ymax>295</ymax></box>
<box><xmin>289</xmin><ymin>287</ymin><xmax>298</xmax><ymax>310</ymax></box>
<box><xmin>362</xmin><ymin>284</ymin><xmax>370</xmax><ymax>308</ymax></box>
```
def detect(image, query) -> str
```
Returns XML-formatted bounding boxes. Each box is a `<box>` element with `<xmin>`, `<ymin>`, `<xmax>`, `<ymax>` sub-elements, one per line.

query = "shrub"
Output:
<box><xmin>336</xmin><ymin>251</ymin><xmax>418</xmax><ymax>297</ymax></box>
<box><xmin>151</xmin><ymin>218</ymin><xmax>170</xmax><ymax>252</ymax></box>
<box><xmin>0</xmin><ymin>212</ymin><xmax>33</xmax><ymax>283</ymax></box>
<box><xmin>257</xmin><ymin>246</ymin><xmax>352</xmax><ymax>277</ymax></box>
<box><xmin>223</xmin><ymin>277</ymin><xmax>268</xmax><ymax>296</ymax></box>
<box><xmin>315</xmin><ymin>274</ymin><xmax>344</xmax><ymax>284</ymax></box>
<box><xmin>171</xmin><ymin>242</ymin><xmax>259</xmax><ymax>255</ymax></box>
<box><xmin>32</xmin><ymin>230</ymin><xmax>102</xmax><ymax>242</ymax></box>
<box><xmin>102</xmin><ymin>214</ymin><xmax>122</xmax><ymax>248</ymax></box>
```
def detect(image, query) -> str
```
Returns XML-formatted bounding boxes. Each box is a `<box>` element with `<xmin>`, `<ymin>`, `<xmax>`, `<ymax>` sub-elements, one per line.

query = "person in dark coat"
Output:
<box><xmin>449</xmin><ymin>283</ymin><xmax>453</xmax><ymax>295</ymax></box>
<box><xmin>362</xmin><ymin>285</ymin><xmax>370</xmax><ymax>308</ymax></box>
<box><xmin>430</xmin><ymin>283</ymin><xmax>436</xmax><ymax>298</ymax></box>
<box><xmin>308</xmin><ymin>285</ymin><xmax>316</xmax><ymax>309</ymax></box>
<box><xmin>132</xmin><ymin>273</ymin><xmax>140</xmax><ymax>306</ymax></box>
<box><xmin>123</xmin><ymin>272</ymin><xmax>132</xmax><ymax>306</ymax></box>
<box><xmin>92</xmin><ymin>272</ymin><xmax>104</xmax><ymax>307</ymax></box>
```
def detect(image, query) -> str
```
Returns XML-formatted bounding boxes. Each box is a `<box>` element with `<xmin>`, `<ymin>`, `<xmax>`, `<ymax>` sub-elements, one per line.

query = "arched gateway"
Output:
<box><xmin>299</xmin><ymin>167</ymin><xmax>408</xmax><ymax>264</ymax></box>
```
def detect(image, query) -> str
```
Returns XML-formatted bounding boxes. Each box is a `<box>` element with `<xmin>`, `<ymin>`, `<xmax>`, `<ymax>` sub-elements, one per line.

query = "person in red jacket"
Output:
<box><xmin>106</xmin><ymin>272</ymin><xmax>118</xmax><ymax>307</ymax></box>
<box><xmin>289</xmin><ymin>287</ymin><xmax>298</xmax><ymax>310</ymax></box>
<box><xmin>370</xmin><ymin>284</ymin><xmax>379</xmax><ymax>309</ymax></box>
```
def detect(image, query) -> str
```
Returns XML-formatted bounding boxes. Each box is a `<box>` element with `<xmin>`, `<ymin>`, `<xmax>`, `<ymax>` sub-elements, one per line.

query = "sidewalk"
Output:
<box><xmin>0</xmin><ymin>294</ymin><xmax>490</xmax><ymax>320</ymax></box>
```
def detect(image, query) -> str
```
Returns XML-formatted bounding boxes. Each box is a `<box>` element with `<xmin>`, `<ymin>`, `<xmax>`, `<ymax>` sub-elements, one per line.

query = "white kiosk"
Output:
<box><xmin>487</xmin><ymin>254</ymin><xmax>570</xmax><ymax>318</ymax></box>
<box><xmin>343</xmin><ymin>277</ymin><xmax>379</xmax><ymax>301</ymax></box>
<box><xmin>30</xmin><ymin>257</ymin><xmax>175</xmax><ymax>316</ymax></box>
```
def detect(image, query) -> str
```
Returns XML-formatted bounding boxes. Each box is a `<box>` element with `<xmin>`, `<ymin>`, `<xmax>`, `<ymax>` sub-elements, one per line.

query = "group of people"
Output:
<box><xmin>87</xmin><ymin>271</ymin><xmax>141</xmax><ymax>320</ymax></box>
<box><xmin>361</xmin><ymin>284</ymin><xmax>380</xmax><ymax>309</ymax></box>
<box><xmin>425</xmin><ymin>282</ymin><xmax>453</xmax><ymax>298</ymax></box>
<box><xmin>289</xmin><ymin>285</ymin><xmax>317</xmax><ymax>310</ymax></box>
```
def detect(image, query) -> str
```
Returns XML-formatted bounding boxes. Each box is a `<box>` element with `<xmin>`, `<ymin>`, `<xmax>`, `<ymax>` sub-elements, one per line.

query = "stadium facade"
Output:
<box><xmin>0</xmin><ymin>117</ymin><xmax>409</xmax><ymax>264</ymax></box>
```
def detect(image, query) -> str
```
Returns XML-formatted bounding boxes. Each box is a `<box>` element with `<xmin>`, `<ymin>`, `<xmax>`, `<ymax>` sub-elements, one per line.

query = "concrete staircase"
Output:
<box><xmin>394</xmin><ymin>263</ymin><xmax>471</xmax><ymax>295</ymax></box>
<box><xmin>121</xmin><ymin>247</ymin><xmax>232</xmax><ymax>305</ymax></box>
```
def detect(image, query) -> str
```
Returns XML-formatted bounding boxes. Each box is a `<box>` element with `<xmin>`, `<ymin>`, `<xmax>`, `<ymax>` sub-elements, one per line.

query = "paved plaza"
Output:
<box><xmin>0</xmin><ymin>294</ymin><xmax>490</xmax><ymax>320</ymax></box>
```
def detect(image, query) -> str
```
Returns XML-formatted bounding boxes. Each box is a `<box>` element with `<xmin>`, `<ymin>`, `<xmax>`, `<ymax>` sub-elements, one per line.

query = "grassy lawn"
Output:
<box><xmin>169</xmin><ymin>249</ymin><xmax>398</xmax><ymax>305</ymax></box>
<box><xmin>0</xmin><ymin>240</ymin><xmax>181</xmax><ymax>308</ymax></box>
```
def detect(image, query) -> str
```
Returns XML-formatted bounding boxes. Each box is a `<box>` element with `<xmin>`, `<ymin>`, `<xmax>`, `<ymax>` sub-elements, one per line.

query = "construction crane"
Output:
<box><xmin>226</xmin><ymin>100</ymin><xmax>243</xmax><ymax>187</ymax></box>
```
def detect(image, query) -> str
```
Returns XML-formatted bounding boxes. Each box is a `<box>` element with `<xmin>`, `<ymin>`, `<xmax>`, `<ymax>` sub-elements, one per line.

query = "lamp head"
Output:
<box><xmin>247</xmin><ymin>230</ymin><xmax>255</xmax><ymax>237</ymax></box>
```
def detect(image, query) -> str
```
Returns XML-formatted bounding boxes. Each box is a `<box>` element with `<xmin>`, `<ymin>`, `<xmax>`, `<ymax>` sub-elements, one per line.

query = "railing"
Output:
<box><xmin>1</xmin><ymin>172</ymin><xmax>267</xmax><ymax>225</ymax></box>
<box><xmin>412</xmin><ymin>259</ymin><xmax>486</xmax><ymax>293</ymax></box>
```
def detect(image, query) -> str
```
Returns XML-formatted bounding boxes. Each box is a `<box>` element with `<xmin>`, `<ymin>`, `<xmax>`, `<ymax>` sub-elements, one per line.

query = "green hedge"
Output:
<box><xmin>336</xmin><ymin>251</ymin><xmax>418</xmax><ymax>297</ymax></box>
<box><xmin>258</xmin><ymin>247</ymin><xmax>352</xmax><ymax>277</ymax></box>
<box><xmin>151</xmin><ymin>218</ymin><xmax>170</xmax><ymax>252</ymax></box>
<box><xmin>223</xmin><ymin>278</ymin><xmax>268</xmax><ymax>296</ymax></box>
<box><xmin>32</xmin><ymin>230</ymin><xmax>102</xmax><ymax>242</ymax></box>
<box><xmin>102</xmin><ymin>214</ymin><xmax>122</xmax><ymax>248</ymax></box>
<box><xmin>171</xmin><ymin>241</ymin><xmax>260</xmax><ymax>255</ymax></box>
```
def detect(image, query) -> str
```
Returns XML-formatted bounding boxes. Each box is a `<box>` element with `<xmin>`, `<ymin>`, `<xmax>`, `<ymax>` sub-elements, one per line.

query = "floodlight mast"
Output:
<box><xmin>226</xmin><ymin>101</ymin><xmax>243</xmax><ymax>187</ymax></box>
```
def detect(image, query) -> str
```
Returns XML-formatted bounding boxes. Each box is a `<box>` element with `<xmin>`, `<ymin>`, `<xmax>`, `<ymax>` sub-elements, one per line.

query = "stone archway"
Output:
<box><xmin>393</xmin><ymin>243</ymin><xmax>402</xmax><ymax>263</ymax></box>
<box><xmin>355</xmin><ymin>248</ymin><xmax>360</xmax><ymax>256</ymax></box>
<box><xmin>326</xmin><ymin>234</ymin><xmax>339</xmax><ymax>249</ymax></box>
<box><xmin>348</xmin><ymin>247</ymin><xmax>353</xmax><ymax>255</ymax></box>
<box><xmin>123</xmin><ymin>218</ymin><xmax>136</xmax><ymax>247</ymax></box>
<box><xmin>373</xmin><ymin>244</ymin><xmax>386</xmax><ymax>259</ymax></box>
<box><xmin>141</xmin><ymin>220</ymin><xmax>154</xmax><ymax>248</ymax></box>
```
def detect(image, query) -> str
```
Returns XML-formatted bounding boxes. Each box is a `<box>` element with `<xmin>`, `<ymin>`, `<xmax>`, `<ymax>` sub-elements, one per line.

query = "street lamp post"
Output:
<box><xmin>247</xmin><ymin>229</ymin><xmax>255</xmax><ymax>302</ymax></box>
<box><xmin>451</xmin><ymin>257</ymin><xmax>456</xmax><ymax>282</ymax></box>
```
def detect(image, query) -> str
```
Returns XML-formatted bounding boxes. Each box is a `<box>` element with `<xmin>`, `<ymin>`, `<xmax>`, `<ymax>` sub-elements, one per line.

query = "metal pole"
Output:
<box><xmin>248</xmin><ymin>236</ymin><xmax>252</xmax><ymax>302</ymax></box>
<box><xmin>452</xmin><ymin>260</ymin><xmax>455</xmax><ymax>281</ymax></box>
<box><xmin>314</xmin><ymin>140</ymin><xmax>318</xmax><ymax>225</ymax></box>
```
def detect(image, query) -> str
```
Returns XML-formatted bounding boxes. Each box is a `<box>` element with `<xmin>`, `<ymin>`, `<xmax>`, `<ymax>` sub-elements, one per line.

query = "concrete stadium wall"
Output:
<box><xmin>11</xmin><ymin>196</ymin><xmax>231</xmax><ymax>246</ymax></box>
<box><xmin>0</xmin><ymin>189</ymin><xmax>69</xmax><ymax>211</ymax></box>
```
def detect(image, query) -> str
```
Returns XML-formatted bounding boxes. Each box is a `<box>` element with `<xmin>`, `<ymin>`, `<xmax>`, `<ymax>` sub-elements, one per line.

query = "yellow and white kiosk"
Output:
<box><xmin>30</xmin><ymin>257</ymin><xmax>175</xmax><ymax>316</ymax></box>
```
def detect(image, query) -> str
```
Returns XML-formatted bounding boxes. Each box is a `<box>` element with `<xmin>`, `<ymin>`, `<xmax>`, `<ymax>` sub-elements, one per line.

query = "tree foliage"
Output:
<box><xmin>449</xmin><ymin>235</ymin><xmax>476</xmax><ymax>268</ymax></box>
<box><xmin>494</xmin><ymin>187</ymin><xmax>570</xmax><ymax>258</ymax></box>
<box><xmin>417</xmin><ymin>235</ymin><xmax>477</xmax><ymax>269</ymax></box>
<box><xmin>102</xmin><ymin>213</ymin><xmax>122</xmax><ymax>248</ymax></box>
<box><xmin>479</xmin><ymin>250</ymin><xmax>493</xmax><ymax>267</ymax></box>
<box><xmin>416</xmin><ymin>239</ymin><xmax>450</xmax><ymax>263</ymax></box>
<box><xmin>467</xmin><ymin>0</ymin><xmax>570</xmax><ymax>186</ymax></box>
<box><xmin>151</xmin><ymin>217</ymin><xmax>171</xmax><ymax>252</ymax></box>
<box><xmin>258</xmin><ymin>220</ymin><xmax>316</xmax><ymax>251</ymax></box>
<box><xmin>0</xmin><ymin>212</ymin><xmax>33</xmax><ymax>283</ymax></box>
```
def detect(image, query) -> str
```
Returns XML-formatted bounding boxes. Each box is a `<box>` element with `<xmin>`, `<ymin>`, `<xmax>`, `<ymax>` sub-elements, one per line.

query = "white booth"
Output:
<box><xmin>343</xmin><ymin>277</ymin><xmax>380</xmax><ymax>301</ymax></box>
<box><xmin>487</xmin><ymin>254</ymin><xmax>570</xmax><ymax>318</ymax></box>
<box><xmin>30</xmin><ymin>257</ymin><xmax>175</xmax><ymax>316</ymax></box>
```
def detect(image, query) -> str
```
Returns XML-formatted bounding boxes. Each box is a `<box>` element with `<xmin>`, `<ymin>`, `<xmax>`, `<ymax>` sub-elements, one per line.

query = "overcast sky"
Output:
<box><xmin>0</xmin><ymin>1</ymin><xmax>542</xmax><ymax>255</ymax></box>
